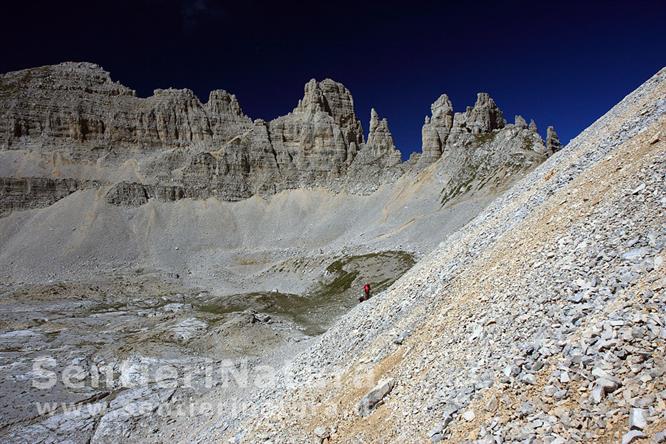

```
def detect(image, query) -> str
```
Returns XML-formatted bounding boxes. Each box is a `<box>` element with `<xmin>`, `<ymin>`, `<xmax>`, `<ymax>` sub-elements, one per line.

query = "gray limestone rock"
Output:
<box><xmin>621</xmin><ymin>430</ymin><xmax>646</xmax><ymax>444</ymax></box>
<box><xmin>629</xmin><ymin>408</ymin><xmax>647</xmax><ymax>430</ymax></box>
<box><xmin>105</xmin><ymin>182</ymin><xmax>185</xmax><ymax>206</ymax></box>
<box><xmin>655</xmin><ymin>430</ymin><xmax>666</xmax><ymax>443</ymax></box>
<box><xmin>314</xmin><ymin>426</ymin><xmax>330</xmax><ymax>441</ymax></box>
<box><xmin>0</xmin><ymin>62</ymin><xmax>553</xmax><ymax>213</ymax></box>
<box><xmin>515</xmin><ymin>115</ymin><xmax>528</xmax><ymax>129</ymax></box>
<box><xmin>546</xmin><ymin>126</ymin><xmax>561</xmax><ymax>153</ymax></box>
<box><xmin>1</xmin><ymin>176</ymin><xmax>101</xmax><ymax>215</ymax></box>
<box><xmin>358</xmin><ymin>378</ymin><xmax>395</xmax><ymax>417</ymax></box>
<box><xmin>466</xmin><ymin>92</ymin><xmax>506</xmax><ymax>134</ymax></box>
<box><xmin>420</xmin><ymin>94</ymin><xmax>454</xmax><ymax>162</ymax></box>
<box><xmin>367</xmin><ymin>108</ymin><xmax>399</xmax><ymax>157</ymax></box>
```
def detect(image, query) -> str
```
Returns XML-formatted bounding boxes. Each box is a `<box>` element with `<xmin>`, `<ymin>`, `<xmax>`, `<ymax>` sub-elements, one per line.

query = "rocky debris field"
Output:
<box><xmin>0</xmin><ymin>272</ymin><xmax>305</xmax><ymax>442</ymax></box>
<box><xmin>0</xmin><ymin>250</ymin><xmax>415</xmax><ymax>443</ymax></box>
<box><xmin>176</xmin><ymin>69</ymin><xmax>664</xmax><ymax>442</ymax></box>
<box><xmin>0</xmin><ymin>60</ymin><xmax>663</xmax><ymax>444</ymax></box>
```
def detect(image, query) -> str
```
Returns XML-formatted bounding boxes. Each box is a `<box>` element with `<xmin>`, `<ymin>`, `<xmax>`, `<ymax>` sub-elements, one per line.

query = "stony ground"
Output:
<box><xmin>0</xmin><ymin>66</ymin><xmax>663</xmax><ymax>443</ymax></box>
<box><xmin>172</xmin><ymin>69</ymin><xmax>666</xmax><ymax>443</ymax></box>
<box><xmin>0</xmin><ymin>250</ymin><xmax>417</xmax><ymax>443</ymax></box>
<box><xmin>0</xmin><ymin>272</ymin><xmax>308</xmax><ymax>443</ymax></box>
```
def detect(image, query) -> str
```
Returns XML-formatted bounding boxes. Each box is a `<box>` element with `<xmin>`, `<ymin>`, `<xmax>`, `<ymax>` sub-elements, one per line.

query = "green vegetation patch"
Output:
<box><xmin>197</xmin><ymin>250</ymin><xmax>416</xmax><ymax>336</ymax></box>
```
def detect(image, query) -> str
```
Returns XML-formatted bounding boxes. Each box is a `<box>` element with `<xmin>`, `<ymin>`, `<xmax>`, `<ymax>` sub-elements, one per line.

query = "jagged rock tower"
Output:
<box><xmin>0</xmin><ymin>62</ymin><xmax>557</xmax><ymax>211</ymax></box>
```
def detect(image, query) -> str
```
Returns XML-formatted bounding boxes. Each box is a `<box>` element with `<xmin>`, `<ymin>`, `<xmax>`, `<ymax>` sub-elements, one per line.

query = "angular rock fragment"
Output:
<box><xmin>314</xmin><ymin>426</ymin><xmax>330</xmax><ymax>442</ymax></box>
<box><xmin>621</xmin><ymin>430</ymin><xmax>646</xmax><ymax>444</ymax></box>
<box><xmin>629</xmin><ymin>408</ymin><xmax>647</xmax><ymax>430</ymax></box>
<box><xmin>358</xmin><ymin>378</ymin><xmax>395</xmax><ymax>417</ymax></box>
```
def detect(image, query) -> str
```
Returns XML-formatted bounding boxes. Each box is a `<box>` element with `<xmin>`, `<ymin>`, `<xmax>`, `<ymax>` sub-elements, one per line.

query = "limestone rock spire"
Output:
<box><xmin>546</xmin><ymin>126</ymin><xmax>561</xmax><ymax>153</ymax></box>
<box><xmin>515</xmin><ymin>115</ymin><xmax>528</xmax><ymax>129</ymax></box>
<box><xmin>294</xmin><ymin>78</ymin><xmax>364</xmax><ymax>147</ymax></box>
<box><xmin>367</xmin><ymin>108</ymin><xmax>399</xmax><ymax>159</ymax></box>
<box><xmin>420</xmin><ymin>94</ymin><xmax>454</xmax><ymax>162</ymax></box>
<box><xmin>369</xmin><ymin>107</ymin><xmax>380</xmax><ymax>135</ymax></box>
<box><xmin>466</xmin><ymin>92</ymin><xmax>505</xmax><ymax>134</ymax></box>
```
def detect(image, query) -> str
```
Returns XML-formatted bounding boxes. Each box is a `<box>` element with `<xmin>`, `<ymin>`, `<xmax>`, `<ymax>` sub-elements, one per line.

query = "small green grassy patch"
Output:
<box><xmin>197</xmin><ymin>251</ymin><xmax>416</xmax><ymax>336</ymax></box>
<box><xmin>323</xmin><ymin>250</ymin><xmax>415</xmax><ymax>298</ymax></box>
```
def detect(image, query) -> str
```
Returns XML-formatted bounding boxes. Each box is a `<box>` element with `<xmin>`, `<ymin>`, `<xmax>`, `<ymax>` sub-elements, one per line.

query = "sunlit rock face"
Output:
<box><xmin>0</xmin><ymin>62</ymin><xmax>553</xmax><ymax>208</ymax></box>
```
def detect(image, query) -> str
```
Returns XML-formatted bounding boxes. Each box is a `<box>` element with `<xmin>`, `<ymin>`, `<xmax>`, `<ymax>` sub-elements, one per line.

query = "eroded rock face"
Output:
<box><xmin>421</xmin><ymin>94</ymin><xmax>454</xmax><ymax>162</ymax></box>
<box><xmin>343</xmin><ymin>109</ymin><xmax>403</xmax><ymax>192</ymax></box>
<box><xmin>1</xmin><ymin>62</ymin><xmax>132</xmax><ymax>149</ymax></box>
<box><xmin>547</xmin><ymin>125</ymin><xmax>562</xmax><ymax>153</ymax></box>
<box><xmin>0</xmin><ymin>177</ymin><xmax>100</xmax><ymax>215</ymax></box>
<box><xmin>364</xmin><ymin>108</ymin><xmax>402</xmax><ymax>166</ymax></box>
<box><xmin>515</xmin><ymin>115</ymin><xmax>528</xmax><ymax>129</ymax></box>
<box><xmin>205</xmin><ymin>89</ymin><xmax>251</xmax><ymax>141</ymax></box>
<box><xmin>0</xmin><ymin>63</ymin><xmax>217</xmax><ymax>151</ymax></box>
<box><xmin>0</xmin><ymin>62</ymin><xmax>555</xmax><ymax>211</ymax></box>
<box><xmin>295</xmin><ymin>78</ymin><xmax>364</xmax><ymax>148</ymax></box>
<box><xmin>466</xmin><ymin>92</ymin><xmax>506</xmax><ymax>134</ymax></box>
<box><xmin>417</xmin><ymin>91</ymin><xmax>548</xmax><ymax>171</ymax></box>
<box><xmin>266</xmin><ymin>78</ymin><xmax>363</xmax><ymax>185</ymax></box>
<box><xmin>104</xmin><ymin>182</ymin><xmax>185</xmax><ymax>206</ymax></box>
<box><xmin>366</xmin><ymin>108</ymin><xmax>396</xmax><ymax>154</ymax></box>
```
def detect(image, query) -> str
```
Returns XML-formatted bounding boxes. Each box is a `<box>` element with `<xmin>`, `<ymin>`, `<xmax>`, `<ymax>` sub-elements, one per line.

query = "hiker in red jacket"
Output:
<box><xmin>359</xmin><ymin>283</ymin><xmax>371</xmax><ymax>302</ymax></box>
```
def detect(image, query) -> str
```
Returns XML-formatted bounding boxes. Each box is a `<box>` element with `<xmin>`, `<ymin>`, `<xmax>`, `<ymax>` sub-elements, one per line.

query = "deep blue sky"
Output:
<box><xmin>2</xmin><ymin>0</ymin><xmax>664</xmax><ymax>158</ymax></box>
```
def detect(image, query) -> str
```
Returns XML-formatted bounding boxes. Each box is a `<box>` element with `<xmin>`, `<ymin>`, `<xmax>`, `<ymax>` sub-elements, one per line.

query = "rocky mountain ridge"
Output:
<box><xmin>199</xmin><ymin>67</ymin><xmax>666</xmax><ymax>444</ymax></box>
<box><xmin>0</xmin><ymin>63</ymin><xmax>662</xmax><ymax>444</ymax></box>
<box><xmin>0</xmin><ymin>62</ymin><xmax>557</xmax><ymax>210</ymax></box>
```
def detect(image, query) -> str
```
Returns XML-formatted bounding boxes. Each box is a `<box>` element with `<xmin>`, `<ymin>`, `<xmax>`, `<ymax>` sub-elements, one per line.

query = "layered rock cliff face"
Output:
<box><xmin>0</xmin><ymin>62</ymin><xmax>253</xmax><ymax>150</ymax></box>
<box><xmin>0</xmin><ymin>62</ymin><xmax>555</xmax><ymax>212</ymax></box>
<box><xmin>0</xmin><ymin>177</ymin><xmax>100</xmax><ymax>216</ymax></box>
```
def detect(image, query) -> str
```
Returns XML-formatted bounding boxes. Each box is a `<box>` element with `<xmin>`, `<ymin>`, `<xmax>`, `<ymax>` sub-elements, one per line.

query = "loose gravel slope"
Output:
<box><xmin>207</xmin><ymin>68</ymin><xmax>666</xmax><ymax>443</ymax></box>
